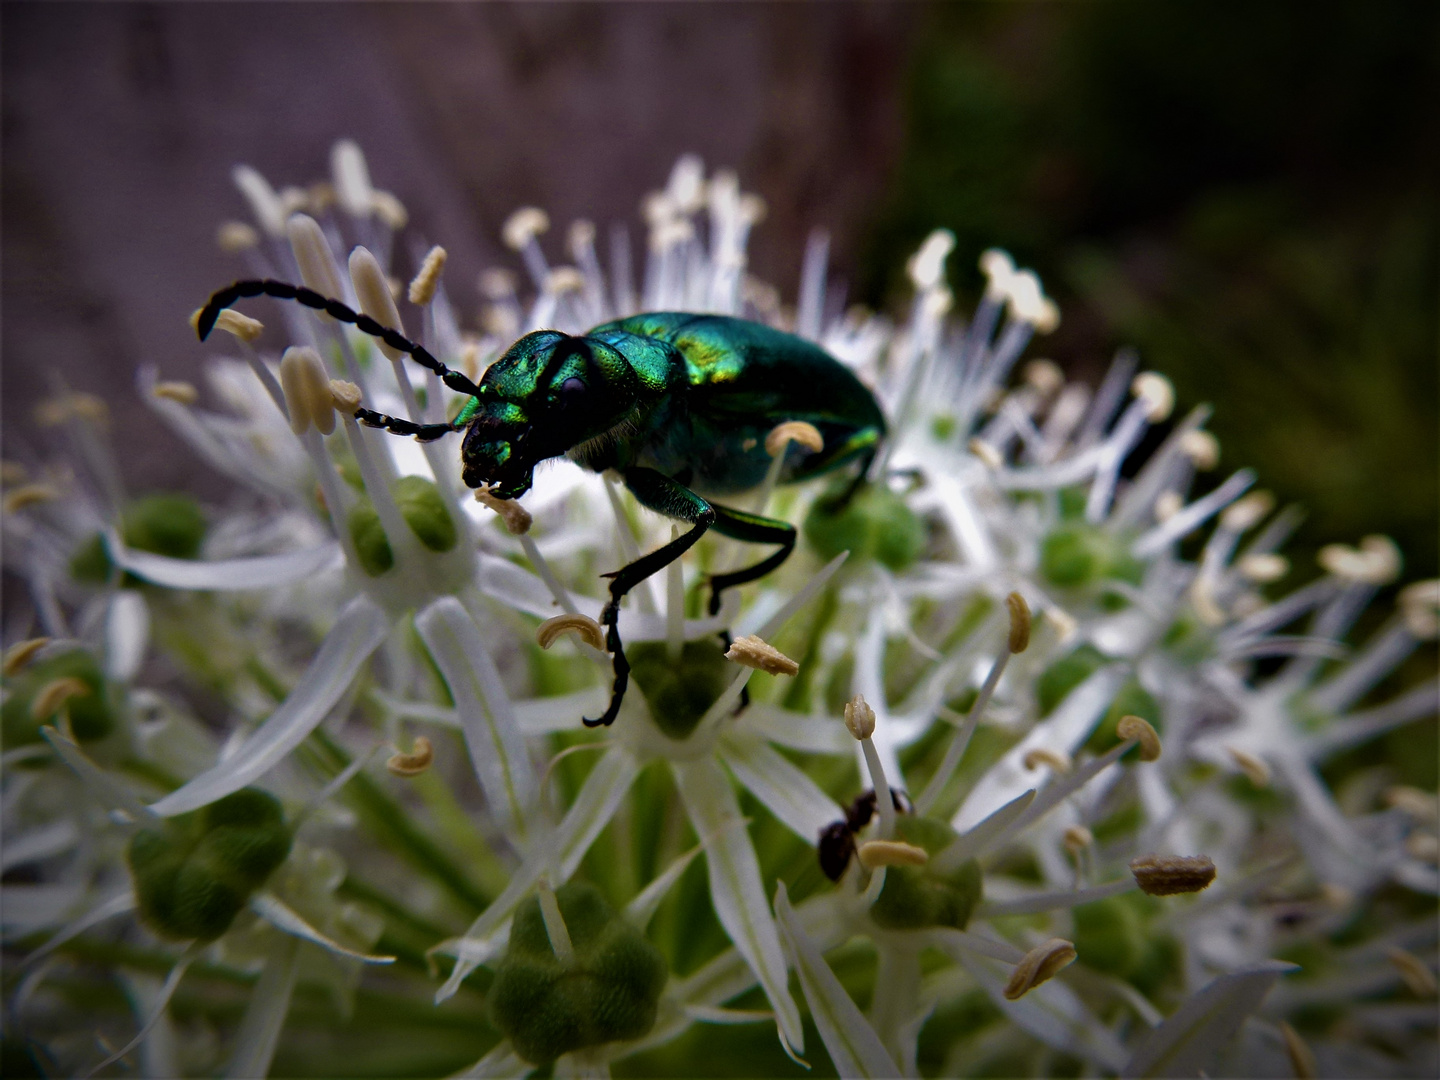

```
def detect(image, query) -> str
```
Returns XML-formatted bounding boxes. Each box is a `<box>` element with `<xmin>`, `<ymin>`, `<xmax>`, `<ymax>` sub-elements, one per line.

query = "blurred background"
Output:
<box><xmin>4</xmin><ymin>0</ymin><xmax>1436</xmax><ymax>581</ymax></box>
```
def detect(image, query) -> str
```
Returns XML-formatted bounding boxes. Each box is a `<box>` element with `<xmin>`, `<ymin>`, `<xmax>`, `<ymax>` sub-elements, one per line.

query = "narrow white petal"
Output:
<box><xmin>0</xmin><ymin>884</ymin><xmax>84</xmax><ymax>934</ymax></box>
<box><xmin>149</xmin><ymin>595</ymin><xmax>388</xmax><ymax>816</ymax></box>
<box><xmin>250</xmin><ymin>893</ymin><xmax>396</xmax><ymax>964</ymax></box>
<box><xmin>0</xmin><ymin>819</ymin><xmax>80</xmax><ymax>872</ymax></box>
<box><xmin>86</xmin><ymin>948</ymin><xmax>196</xmax><ymax>1078</ymax></box>
<box><xmin>934</xmin><ymin>789</ymin><xmax>1035</xmax><ymax>870</ymax></box>
<box><xmin>976</xmin><ymin>877</ymin><xmax>1134</xmax><ymax>918</ymax></box>
<box><xmin>718</xmin><ymin>734</ymin><xmax>843</xmax><ymax>844</ymax></box>
<box><xmin>107</xmin><ymin>532</ymin><xmax>343</xmax><ymax>591</ymax></box>
<box><xmin>734</xmin><ymin>704</ymin><xmax>852</xmax><ymax>754</ymax></box>
<box><xmin>683</xmin><ymin>1005</ymin><xmax>775</xmax><ymax>1025</ymax></box>
<box><xmin>224</xmin><ymin>936</ymin><xmax>300</xmax><ymax>1080</ymax></box>
<box><xmin>41</xmin><ymin>726</ymin><xmax>156</xmax><ymax>821</ymax></box>
<box><xmin>775</xmin><ymin>881</ymin><xmax>897</xmax><ymax>1078</ymax></box>
<box><xmin>451</xmin><ymin>1040</ymin><xmax>531</xmax><ymax>1079</ymax></box>
<box><xmin>26</xmin><ymin>889</ymin><xmax>136</xmax><ymax>964</ymax></box>
<box><xmin>923</xmin><ymin>927</ymin><xmax>1026</xmax><ymax>965</ymax></box>
<box><xmin>104</xmin><ymin>589</ymin><xmax>150</xmax><ymax>683</ymax></box>
<box><xmin>1121</xmin><ymin>961</ymin><xmax>1297</xmax><ymax>1079</ymax></box>
<box><xmin>1130</xmin><ymin>469</ymin><xmax>1257</xmax><ymax>558</ymax></box>
<box><xmin>416</xmin><ymin>597</ymin><xmax>537</xmax><ymax>839</ymax></box>
<box><xmin>674</xmin><ymin>758</ymin><xmax>804</xmax><ymax>1057</ymax></box>
<box><xmin>754</xmin><ymin>551</ymin><xmax>849</xmax><ymax>639</ymax></box>
<box><xmin>626</xmin><ymin>841</ymin><xmax>707</xmax><ymax>931</ymax></box>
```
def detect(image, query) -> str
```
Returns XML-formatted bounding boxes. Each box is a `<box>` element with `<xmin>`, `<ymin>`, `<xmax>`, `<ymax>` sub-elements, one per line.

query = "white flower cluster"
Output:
<box><xmin>1</xmin><ymin>143</ymin><xmax>1435</xmax><ymax>1079</ymax></box>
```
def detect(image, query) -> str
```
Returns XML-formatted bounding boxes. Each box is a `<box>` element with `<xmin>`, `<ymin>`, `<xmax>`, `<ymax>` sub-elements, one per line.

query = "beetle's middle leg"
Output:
<box><xmin>584</xmin><ymin>467</ymin><xmax>715</xmax><ymax>728</ymax></box>
<box><xmin>705</xmin><ymin>505</ymin><xmax>798</xmax><ymax>616</ymax></box>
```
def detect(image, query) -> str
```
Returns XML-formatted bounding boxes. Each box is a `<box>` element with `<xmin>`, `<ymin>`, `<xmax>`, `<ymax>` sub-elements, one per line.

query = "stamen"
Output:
<box><xmin>856</xmin><ymin>839</ymin><xmax>928</xmax><ymax>870</ymax></box>
<box><xmin>1405</xmin><ymin>833</ymin><xmax>1439</xmax><ymax>862</ymax></box>
<box><xmin>3</xmin><ymin>638</ymin><xmax>49</xmax><ymax>676</ymax></box>
<box><xmin>979</xmin><ymin>248</ymin><xmax>1017</xmax><ymax>300</ymax></box>
<box><xmin>844</xmin><ymin>694</ymin><xmax>877</xmax><ymax>740</ymax></box>
<box><xmin>536</xmin><ymin>878</ymin><xmax>576</xmax><ymax>965</ymax></box>
<box><xmin>546</xmin><ymin>266</ymin><xmax>586</xmax><ymax>295</ymax></box>
<box><xmin>1003</xmin><ymin>938</ymin><xmax>1077</xmax><ymax>1000</ymax></box>
<box><xmin>387</xmin><ymin>736</ymin><xmax>434</xmax><ymax>777</ymax></box>
<box><xmin>907</xmin><ymin>229</ymin><xmax>956</xmax><ymax>291</ymax></box>
<box><xmin>350</xmin><ymin>246</ymin><xmax>406</xmax><ymax>361</ymax></box>
<box><xmin>1237</xmin><ymin>553</ymin><xmax>1289</xmax><ymax>582</ymax></box>
<box><xmin>1383</xmin><ymin>786</ymin><xmax>1439</xmax><ymax>821</ymax></box>
<box><xmin>1023</xmin><ymin>748</ymin><xmax>1072</xmax><ymax>773</ymax></box>
<box><xmin>475</xmin><ymin>489</ymin><xmax>533</xmax><ymax>535</ymax></box>
<box><xmin>1006</xmin><ymin>270</ymin><xmax>1060</xmax><ymax>334</ymax></box>
<box><xmin>845</xmin><ymin>694</ymin><xmax>895</xmax><ymax>841</ymax></box>
<box><xmin>211</xmin><ymin>308</ymin><xmax>265</xmax><ymax>343</ymax></box>
<box><xmin>0</xmin><ymin>461</ymin><xmax>27</xmax><ymax>484</ymax></box>
<box><xmin>232</xmin><ymin>164</ymin><xmax>286</xmax><ymax>237</ymax></box>
<box><xmin>287</xmin><ymin>213</ymin><xmax>345</xmax><ymax>305</ymax></box>
<box><xmin>764</xmin><ymin>421</ymin><xmax>824</xmax><ymax>458</ymax></box>
<box><xmin>503</xmin><ymin>207</ymin><xmax>550</xmax><ymax>251</ymax></box>
<box><xmin>1399</xmin><ymin>580</ymin><xmax>1440</xmax><ymax>638</ymax></box>
<box><xmin>1386</xmin><ymin>947</ymin><xmax>1437</xmax><ymax>997</ymax></box>
<box><xmin>1023</xmin><ymin>359</ymin><xmax>1064</xmax><ymax>397</ymax></box>
<box><xmin>1221</xmin><ymin>491</ymin><xmax>1275</xmax><ymax>532</ymax></box>
<box><xmin>30</xmin><ymin>677</ymin><xmax>90</xmax><ymax>720</ymax></box>
<box><xmin>308</xmin><ymin>181</ymin><xmax>336</xmax><ymax>212</ymax></box>
<box><xmin>1045</xmin><ymin>607</ymin><xmax>1078</xmax><ymax>644</ymax></box>
<box><xmin>1318</xmin><ymin>535</ymin><xmax>1402</xmax><ymax>585</ymax></box>
<box><xmin>1116</xmin><ymin>716</ymin><xmax>1161</xmax><ymax>762</ymax></box>
<box><xmin>1130</xmin><ymin>372</ymin><xmax>1175</xmax><ymax>423</ymax></box>
<box><xmin>1063</xmin><ymin>825</ymin><xmax>1093</xmax><ymax>853</ymax></box>
<box><xmin>371</xmin><ymin>191</ymin><xmax>408</xmax><ymax>230</ymax></box>
<box><xmin>536</xmin><ymin>613</ymin><xmax>606</xmax><ymax>653</ymax></box>
<box><xmin>968</xmin><ymin>438</ymin><xmax>1004</xmax><ymax>468</ymax></box>
<box><xmin>330</xmin><ymin>139</ymin><xmax>374</xmax><ymax>218</ymax></box>
<box><xmin>151</xmin><ymin>381</ymin><xmax>199</xmax><ymax>405</ymax></box>
<box><xmin>1179</xmin><ymin>429</ymin><xmax>1219</xmax><ymax>470</ymax></box>
<box><xmin>35</xmin><ymin>392</ymin><xmax>108</xmax><ymax>427</ymax></box>
<box><xmin>725</xmin><ymin>635</ymin><xmax>799</xmax><ymax>677</ymax></box>
<box><xmin>1279</xmin><ymin>1021</ymin><xmax>1317</xmax><ymax>1080</ymax></box>
<box><xmin>1227</xmin><ymin>746</ymin><xmax>1271</xmax><ymax>788</ymax></box>
<box><xmin>328</xmin><ymin>380</ymin><xmax>363</xmax><ymax>413</ymax></box>
<box><xmin>3</xmin><ymin>484</ymin><xmax>60</xmax><ymax>513</ymax></box>
<box><xmin>409</xmin><ymin>246</ymin><xmax>448</xmax><ymax>306</ymax></box>
<box><xmin>216</xmin><ymin>221</ymin><xmax>259</xmax><ymax>252</ymax></box>
<box><xmin>278</xmin><ymin>347</ymin><xmax>336</xmax><ymax>436</ymax></box>
<box><xmin>1154</xmin><ymin>491</ymin><xmax>1183</xmax><ymax>522</ymax></box>
<box><xmin>1006</xmin><ymin>591</ymin><xmax>1031</xmax><ymax>653</ymax></box>
<box><xmin>1129</xmin><ymin>854</ymin><xmax>1216</xmax><ymax>895</ymax></box>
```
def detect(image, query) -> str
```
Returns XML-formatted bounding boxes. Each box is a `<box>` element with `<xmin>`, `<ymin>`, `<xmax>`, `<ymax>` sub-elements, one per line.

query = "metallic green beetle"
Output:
<box><xmin>197</xmin><ymin>281</ymin><xmax>885</xmax><ymax>727</ymax></box>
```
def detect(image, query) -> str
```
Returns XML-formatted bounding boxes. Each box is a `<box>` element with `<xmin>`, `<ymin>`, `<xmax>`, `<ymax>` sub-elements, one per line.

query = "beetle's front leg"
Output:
<box><xmin>584</xmin><ymin>468</ymin><xmax>715</xmax><ymax>727</ymax></box>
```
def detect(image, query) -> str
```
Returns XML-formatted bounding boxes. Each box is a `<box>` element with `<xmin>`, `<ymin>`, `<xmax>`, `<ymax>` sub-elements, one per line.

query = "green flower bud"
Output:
<box><xmin>127</xmin><ymin>788</ymin><xmax>292</xmax><ymax>942</ymax></box>
<box><xmin>489</xmin><ymin>881</ymin><xmax>667</xmax><ymax>1067</ymax></box>
<box><xmin>804</xmin><ymin>481</ymin><xmax>925</xmax><ymax>572</ymax></box>
<box><xmin>1034</xmin><ymin>644</ymin><xmax>1108</xmax><ymax>717</ymax></box>
<box><xmin>1072</xmin><ymin>892</ymin><xmax>1176</xmax><ymax>994</ymax></box>
<box><xmin>1041</xmin><ymin>521</ymin><xmax>1145</xmax><ymax>600</ymax></box>
<box><xmin>348</xmin><ymin>499</ymin><xmax>394</xmax><ymax>576</ymax></box>
<box><xmin>70</xmin><ymin>493</ymin><xmax>207</xmax><ymax>583</ymax></box>
<box><xmin>869</xmin><ymin>815</ymin><xmax>983</xmax><ymax>931</ymax></box>
<box><xmin>1</xmin><ymin>649</ymin><xmax>114</xmax><ymax>745</ymax></box>
<box><xmin>627</xmin><ymin>639</ymin><xmax>730</xmax><ymax>741</ymax></box>
<box><xmin>394</xmin><ymin>475</ymin><xmax>457</xmax><ymax>553</ymax></box>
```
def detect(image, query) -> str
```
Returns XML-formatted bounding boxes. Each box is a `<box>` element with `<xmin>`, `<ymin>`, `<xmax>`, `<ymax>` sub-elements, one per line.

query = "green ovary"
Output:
<box><xmin>627</xmin><ymin>639</ymin><xmax>730</xmax><ymax>740</ymax></box>
<box><xmin>869</xmin><ymin>815</ymin><xmax>983</xmax><ymax>931</ymax></box>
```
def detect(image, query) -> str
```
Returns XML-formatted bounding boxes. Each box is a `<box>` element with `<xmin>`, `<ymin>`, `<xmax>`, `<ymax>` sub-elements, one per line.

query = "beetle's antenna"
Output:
<box><xmin>195</xmin><ymin>279</ymin><xmax>484</xmax><ymax>399</ymax></box>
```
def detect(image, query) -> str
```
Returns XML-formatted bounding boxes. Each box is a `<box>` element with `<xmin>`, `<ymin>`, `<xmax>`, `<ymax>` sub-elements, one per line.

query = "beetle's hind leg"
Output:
<box><xmin>705</xmin><ymin>504</ymin><xmax>798</xmax><ymax>616</ymax></box>
<box><xmin>585</xmin><ymin>468</ymin><xmax>716</xmax><ymax>727</ymax></box>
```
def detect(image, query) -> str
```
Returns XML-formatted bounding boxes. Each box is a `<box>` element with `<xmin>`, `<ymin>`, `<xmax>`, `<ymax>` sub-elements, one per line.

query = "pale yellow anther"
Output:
<box><xmin>1226</xmin><ymin>746</ymin><xmax>1271</xmax><ymax>787</ymax></box>
<box><xmin>1279</xmin><ymin>1022</ymin><xmax>1317</xmax><ymax>1080</ymax></box>
<box><xmin>1006</xmin><ymin>591</ymin><xmax>1032</xmax><ymax>654</ymax></box>
<box><xmin>666</xmin><ymin>155</ymin><xmax>706</xmax><ymax>213</ymax></box>
<box><xmin>1383</xmin><ymin>786</ymin><xmax>1439</xmax><ymax>821</ymax></box>
<box><xmin>568</xmin><ymin>219</ymin><xmax>596</xmax><ymax>255</ymax></box>
<box><xmin>1386</xmin><ymin>947</ymin><xmax>1437</xmax><ymax>997</ymax></box>
<box><xmin>979</xmin><ymin>248</ymin><xmax>1016</xmax><ymax>299</ymax></box>
<box><xmin>1320</xmin><ymin>883</ymin><xmax>1354</xmax><ymax>909</ymax></box>
<box><xmin>232</xmin><ymin>164</ymin><xmax>286</xmax><ymax>238</ymax></box>
<box><xmin>1399</xmin><ymin>580</ymin><xmax>1440</xmax><ymax>639</ymax></box>
<box><xmin>35</xmin><ymin>393</ymin><xmax>108</xmax><ymax>427</ymax></box>
<box><xmin>546</xmin><ymin>266</ymin><xmax>586</xmax><ymax>295</ymax></box>
<box><xmin>857</xmin><ymin>839</ymin><xmax>929</xmax><ymax>870</ymax></box>
<box><xmin>1189</xmin><ymin>576</ymin><xmax>1228</xmax><ymax>627</ymax></box>
<box><xmin>1179</xmin><ymin>429</ymin><xmax>1220</xmax><ymax>470</ymax></box>
<box><xmin>152</xmin><ymin>381</ymin><xmax>199</xmax><ymax>406</ymax></box>
<box><xmin>844</xmin><ymin>694</ymin><xmax>876</xmax><ymax>741</ymax></box>
<box><xmin>371</xmin><ymin>191</ymin><xmax>409</xmax><ymax>231</ymax></box>
<box><xmin>725</xmin><ymin>635</ymin><xmax>799</xmax><ymax>677</ymax></box>
<box><xmin>331</xmin><ymin>139</ymin><xmax>374</xmax><ymax>219</ymax></box>
<box><xmin>474</xmin><ymin>488</ymin><xmax>532</xmax><ymax>535</ymax></box>
<box><xmin>483</xmin><ymin>306</ymin><xmax>519</xmax><ymax>339</ymax></box>
<box><xmin>1023</xmin><ymin>359</ymin><xmax>1064</xmax><ymax>397</ymax></box>
<box><xmin>31</xmin><ymin>677</ymin><xmax>90</xmax><ymax>720</ymax></box>
<box><xmin>307</xmin><ymin>181</ymin><xmax>336</xmax><ymax>213</ymax></box>
<box><xmin>503</xmin><ymin>207</ymin><xmax>550</xmax><ymax>251</ymax></box>
<box><xmin>1237</xmin><ymin>552</ymin><xmax>1289</xmax><ymax>583</ymax></box>
<box><xmin>922</xmin><ymin>287</ymin><xmax>954</xmax><ymax>321</ymax></box>
<box><xmin>1221</xmin><ymin>491</ymin><xmax>1274</xmax><ymax>532</ymax></box>
<box><xmin>742</xmin><ymin>277</ymin><xmax>780</xmax><ymax>313</ymax></box>
<box><xmin>1405</xmin><ymin>832</ymin><xmax>1440</xmax><ymax>862</ymax></box>
<box><xmin>1319</xmin><ymin>535</ymin><xmax>1401</xmax><ymax>585</ymax></box>
<box><xmin>3</xmin><ymin>484</ymin><xmax>61</xmax><ymax>513</ymax></box>
<box><xmin>460</xmin><ymin>340</ymin><xmax>482</xmax><ymax>383</ymax></box>
<box><xmin>641</xmin><ymin>191</ymin><xmax>674</xmax><ymax>227</ymax></box>
<box><xmin>1023</xmin><ymin>747</ymin><xmax>1072</xmax><ymax>773</ymax></box>
<box><xmin>386</xmin><ymin>736</ymin><xmax>434</xmax><ymax>778</ymax></box>
<box><xmin>1129</xmin><ymin>854</ymin><xmax>1216</xmax><ymax>896</ymax></box>
<box><xmin>1003</xmin><ymin>938</ymin><xmax>1077</xmax><ymax>1000</ymax></box>
<box><xmin>1063</xmin><ymin>825</ymin><xmax>1094</xmax><ymax>853</ymax></box>
<box><xmin>1117</xmin><ymin>715</ymin><xmax>1162</xmax><ymax>762</ymax></box>
<box><xmin>738</xmin><ymin>193</ymin><xmax>767</xmax><ymax>226</ymax></box>
<box><xmin>329</xmin><ymin>380</ymin><xmax>363</xmax><ymax>413</ymax></box>
<box><xmin>287</xmin><ymin>213</ymin><xmax>344</xmax><ymax>305</ymax></box>
<box><xmin>907</xmin><ymin>229</ymin><xmax>956</xmax><ymax>291</ymax></box>
<box><xmin>212</xmin><ymin>308</ymin><xmax>265</xmax><ymax>344</ymax></box>
<box><xmin>650</xmin><ymin>218</ymin><xmax>695</xmax><ymax>252</ymax></box>
<box><xmin>479</xmin><ymin>269</ymin><xmax>517</xmax><ymax>299</ymax></box>
<box><xmin>0</xmin><ymin>461</ymin><xmax>28</xmax><ymax>485</ymax></box>
<box><xmin>967</xmin><ymin>438</ymin><xmax>1003</xmax><ymax>468</ymax></box>
<box><xmin>1131</xmin><ymin>372</ymin><xmax>1175</xmax><ymax>423</ymax></box>
<box><xmin>278</xmin><ymin>347</ymin><xmax>335</xmax><ymax>436</ymax></box>
<box><xmin>278</xmin><ymin>186</ymin><xmax>310</xmax><ymax>218</ymax></box>
<box><xmin>3</xmin><ymin>637</ymin><xmax>50</xmax><ymax>676</ymax></box>
<box><xmin>1009</xmin><ymin>272</ymin><xmax>1060</xmax><ymax>333</ymax></box>
<box><xmin>1044</xmin><ymin>606</ymin><xmax>1078</xmax><ymax>644</ymax></box>
<box><xmin>1154</xmin><ymin>491</ymin><xmax>1184</xmax><ymax>522</ymax></box>
<box><xmin>408</xmin><ymin>246</ymin><xmax>448</xmax><ymax>306</ymax></box>
<box><xmin>216</xmin><ymin>221</ymin><xmax>260</xmax><ymax>252</ymax></box>
<box><xmin>764</xmin><ymin>420</ymin><xmax>824</xmax><ymax>458</ymax></box>
<box><xmin>536</xmin><ymin>613</ymin><xmax>606</xmax><ymax>653</ymax></box>
<box><xmin>349</xmin><ymin>246</ymin><xmax>405</xmax><ymax>361</ymax></box>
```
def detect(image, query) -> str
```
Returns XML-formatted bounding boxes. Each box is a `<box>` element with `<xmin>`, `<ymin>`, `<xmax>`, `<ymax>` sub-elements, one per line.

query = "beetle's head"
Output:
<box><xmin>460</xmin><ymin>330</ymin><xmax>641</xmax><ymax>499</ymax></box>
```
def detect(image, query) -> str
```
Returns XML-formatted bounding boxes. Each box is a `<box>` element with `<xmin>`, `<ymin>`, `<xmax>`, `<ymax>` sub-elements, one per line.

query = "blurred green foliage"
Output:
<box><xmin>862</xmin><ymin>2</ymin><xmax>1438</xmax><ymax>580</ymax></box>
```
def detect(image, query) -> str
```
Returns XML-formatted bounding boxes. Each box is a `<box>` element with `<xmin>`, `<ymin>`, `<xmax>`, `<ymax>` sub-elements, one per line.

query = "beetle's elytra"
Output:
<box><xmin>197</xmin><ymin>281</ymin><xmax>885</xmax><ymax>728</ymax></box>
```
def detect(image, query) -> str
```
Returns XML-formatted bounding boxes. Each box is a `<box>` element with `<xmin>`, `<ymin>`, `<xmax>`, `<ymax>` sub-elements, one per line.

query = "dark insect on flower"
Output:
<box><xmin>818</xmin><ymin>787</ymin><xmax>912</xmax><ymax>881</ymax></box>
<box><xmin>197</xmin><ymin>286</ymin><xmax>885</xmax><ymax>729</ymax></box>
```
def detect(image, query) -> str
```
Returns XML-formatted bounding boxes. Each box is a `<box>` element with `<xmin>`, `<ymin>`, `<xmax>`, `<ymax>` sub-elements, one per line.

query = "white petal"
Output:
<box><xmin>107</xmin><ymin>532</ymin><xmax>342</xmax><ymax>591</ymax></box>
<box><xmin>149</xmin><ymin>595</ymin><xmax>388</xmax><ymax>816</ymax></box>
<box><xmin>718</xmin><ymin>734</ymin><xmax>843</xmax><ymax>844</ymax></box>
<box><xmin>41</xmin><ymin>726</ymin><xmax>156</xmax><ymax>821</ymax></box>
<box><xmin>27</xmin><ymin>890</ymin><xmax>136</xmax><ymax>964</ymax></box>
<box><xmin>452</xmin><ymin>1040</ymin><xmax>531</xmax><ymax>1079</ymax></box>
<box><xmin>416</xmin><ymin>597</ymin><xmax>537</xmax><ymax>839</ymax></box>
<box><xmin>0</xmin><ymin>884</ymin><xmax>84</xmax><ymax>934</ymax></box>
<box><xmin>935</xmin><ymin>788</ymin><xmax>1035</xmax><ymax>868</ymax></box>
<box><xmin>977</xmin><ymin>877</ymin><xmax>1135</xmax><ymax>918</ymax></box>
<box><xmin>674</xmin><ymin>758</ymin><xmax>804</xmax><ymax>1058</ymax></box>
<box><xmin>774</xmin><ymin>881</ymin><xmax>897</xmax><ymax>1078</ymax></box>
<box><xmin>225</xmin><ymin>936</ymin><xmax>300</xmax><ymax>1079</ymax></box>
<box><xmin>0</xmin><ymin>819</ymin><xmax>79</xmax><ymax>872</ymax></box>
<box><xmin>104</xmin><ymin>590</ymin><xmax>150</xmax><ymax>682</ymax></box>
<box><xmin>734</xmin><ymin>704</ymin><xmax>852</xmax><ymax>755</ymax></box>
<box><xmin>1121</xmin><ymin>960</ymin><xmax>1298</xmax><ymax>1078</ymax></box>
<box><xmin>250</xmin><ymin>893</ymin><xmax>396</xmax><ymax>964</ymax></box>
<box><xmin>88</xmin><ymin>948</ymin><xmax>197</xmax><ymax>1078</ymax></box>
<box><xmin>626</xmin><ymin>842</ymin><xmax>706</xmax><ymax>931</ymax></box>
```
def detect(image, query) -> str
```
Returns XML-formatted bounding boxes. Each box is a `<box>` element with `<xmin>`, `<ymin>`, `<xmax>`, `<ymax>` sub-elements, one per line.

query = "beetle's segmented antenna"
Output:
<box><xmin>195</xmin><ymin>279</ymin><xmax>484</xmax><ymax>400</ymax></box>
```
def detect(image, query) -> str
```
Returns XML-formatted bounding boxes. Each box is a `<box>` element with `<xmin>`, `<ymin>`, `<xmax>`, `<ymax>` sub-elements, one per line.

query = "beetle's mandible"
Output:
<box><xmin>196</xmin><ymin>281</ymin><xmax>885</xmax><ymax>728</ymax></box>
